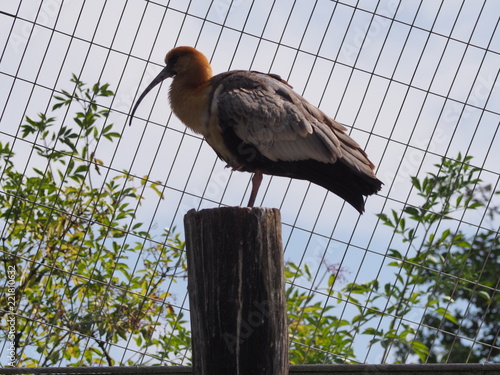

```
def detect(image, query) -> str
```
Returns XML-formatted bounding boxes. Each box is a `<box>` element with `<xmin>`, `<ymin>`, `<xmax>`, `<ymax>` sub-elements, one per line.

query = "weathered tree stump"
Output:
<box><xmin>184</xmin><ymin>207</ymin><xmax>288</xmax><ymax>375</ymax></box>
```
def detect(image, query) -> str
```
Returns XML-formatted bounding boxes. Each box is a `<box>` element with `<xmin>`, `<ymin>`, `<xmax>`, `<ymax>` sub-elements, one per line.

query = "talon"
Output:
<box><xmin>226</xmin><ymin>163</ymin><xmax>244</xmax><ymax>172</ymax></box>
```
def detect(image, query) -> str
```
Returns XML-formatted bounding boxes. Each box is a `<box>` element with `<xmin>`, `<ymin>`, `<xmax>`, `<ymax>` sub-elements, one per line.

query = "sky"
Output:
<box><xmin>0</xmin><ymin>0</ymin><xmax>499</xmax><ymax>365</ymax></box>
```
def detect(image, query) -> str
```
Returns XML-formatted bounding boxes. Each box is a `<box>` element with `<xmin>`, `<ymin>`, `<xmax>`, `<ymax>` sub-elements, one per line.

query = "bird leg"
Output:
<box><xmin>247</xmin><ymin>170</ymin><xmax>263</xmax><ymax>207</ymax></box>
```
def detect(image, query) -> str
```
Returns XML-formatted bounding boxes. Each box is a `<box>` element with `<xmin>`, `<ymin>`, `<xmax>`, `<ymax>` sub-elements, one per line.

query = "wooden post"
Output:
<box><xmin>184</xmin><ymin>207</ymin><xmax>288</xmax><ymax>375</ymax></box>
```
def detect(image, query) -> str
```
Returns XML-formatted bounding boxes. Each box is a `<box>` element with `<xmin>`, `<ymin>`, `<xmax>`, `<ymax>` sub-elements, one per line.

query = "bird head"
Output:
<box><xmin>129</xmin><ymin>46</ymin><xmax>212</xmax><ymax>126</ymax></box>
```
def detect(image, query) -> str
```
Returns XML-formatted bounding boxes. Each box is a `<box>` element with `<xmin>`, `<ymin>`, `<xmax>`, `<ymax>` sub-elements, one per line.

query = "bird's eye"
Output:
<box><xmin>168</xmin><ymin>54</ymin><xmax>180</xmax><ymax>66</ymax></box>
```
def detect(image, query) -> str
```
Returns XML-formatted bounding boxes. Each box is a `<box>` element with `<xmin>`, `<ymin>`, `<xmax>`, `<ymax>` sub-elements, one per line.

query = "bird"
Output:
<box><xmin>129</xmin><ymin>46</ymin><xmax>382</xmax><ymax>213</ymax></box>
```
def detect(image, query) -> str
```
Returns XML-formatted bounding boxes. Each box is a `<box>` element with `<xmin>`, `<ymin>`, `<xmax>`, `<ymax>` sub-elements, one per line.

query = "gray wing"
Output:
<box><xmin>214</xmin><ymin>71</ymin><xmax>376</xmax><ymax>177</ymax></box>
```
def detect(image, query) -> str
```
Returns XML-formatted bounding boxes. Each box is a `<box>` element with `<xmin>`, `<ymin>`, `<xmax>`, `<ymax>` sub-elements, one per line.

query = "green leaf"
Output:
<box><xmin>404</xmin><ymin>205</ymin><xmax>419</xmax><ymax>217</ymax></box>
<box><xmin>388</xmin><ymin>249</ymin><xmax>403</xmax><ymax>259</ymax></box>
<box><xmin>377</xmin><ymin>213</ymin><xmax>394</xmax><ymax>228</ymax></box>
<box><xmin>363</xmin><ymin>327</ymin><xmax>383</xmax><ymax>336</ymax></box>
<box><xmin>439</xmin><ymin>229</ymin><xmax>450</xmax><ymax>243</ymax></box>
<box><xmin>392</xmin><ymin>209</ymin><xmax>400</xmax><ymax>228</ymax></box>
<box><xmin>74</xmin><ymin>164</ymin><xmax>89</xmax><ymax>174</ymax></box>
<box><xmin>436</xmin><ymin>307</ymin><xmax>459</xmax><ymax>325</ymax></box>
<box><xmin>466</xmin><ymin>202</ymin><xmax>483</xmax><ymax>210</ymax></box>
<box><xmin>411</xmin><ymin>176</ymin><xmax>421</xmax><ymax>191</ymax></box>
<box><xmin>327</xmin><ymin>274</ymin><xmax>336</xmax><ymax>288</ymax></box>
<box><xmin>150</xmin><ymin>182</ymin><xmax>165</xmax><ymax>199</ymax></box>
<box><xmin>411</xmin><ymin>340</ymin><xmax>430</xmax><ymax>361</ymax></box>
<box><xmin>476</xmin><ymin>290</ymin><xmax>491</xmax><ymax>303</ymax></box>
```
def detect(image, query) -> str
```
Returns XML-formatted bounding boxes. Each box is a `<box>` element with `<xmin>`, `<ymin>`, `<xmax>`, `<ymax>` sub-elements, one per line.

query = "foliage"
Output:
<box><xmin>0</xmin><ymin>75</ymin><xmax>189</xmax><ymax>366</ymax></box>
<box><xmin>382</xmin><ymin>155</ymin><xmax>500</xmax><ymax>363</ymax></box>
<box><xmin>286</xmin><ymin>259</ymin><xmax>433</xmax><ymax>364</ymax></box>
<box><xmin>286</xmin><ymin>262</ymin><xmax>356</xmax><ymax>364</ymax></box>
<box><xmin>287</xmin><ymin>154</ymin><xmax>498</xmax><ymax>364</ymax></box>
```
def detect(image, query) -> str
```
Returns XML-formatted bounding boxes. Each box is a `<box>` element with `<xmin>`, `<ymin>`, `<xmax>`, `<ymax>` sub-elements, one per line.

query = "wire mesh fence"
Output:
<box><xmin>0</xmin><ymin>0</ymin><xmax>499</xmax><ymax>368</ymax></box>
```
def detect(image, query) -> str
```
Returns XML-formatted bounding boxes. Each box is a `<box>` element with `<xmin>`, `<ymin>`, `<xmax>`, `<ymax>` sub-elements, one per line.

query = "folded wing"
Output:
<box><xmin>214</xmin><ymin>71</ymin><xmax>377</xmax><ymax>179</ymax></box>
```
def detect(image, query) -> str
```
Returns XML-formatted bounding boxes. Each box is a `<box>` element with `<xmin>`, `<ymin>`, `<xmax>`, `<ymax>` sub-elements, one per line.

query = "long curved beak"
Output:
<box><xmin>129</xmin><ymin>65</ymin><xmax>174</xmax><ymax>126</ymax></box>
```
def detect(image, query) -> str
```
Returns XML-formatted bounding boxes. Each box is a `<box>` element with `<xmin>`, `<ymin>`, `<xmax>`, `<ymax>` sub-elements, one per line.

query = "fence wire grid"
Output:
<box><xmin>0</xmin><ymin>0</ymin><xmax>499</xmax><ymax>368</ymax></box>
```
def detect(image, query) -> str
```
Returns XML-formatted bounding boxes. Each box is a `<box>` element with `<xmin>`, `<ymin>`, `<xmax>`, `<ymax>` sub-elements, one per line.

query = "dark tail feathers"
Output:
<box><xmin>263</xmin><ymin>159</ymin><xmax>382</xmax><ymax>214</ymax></box>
